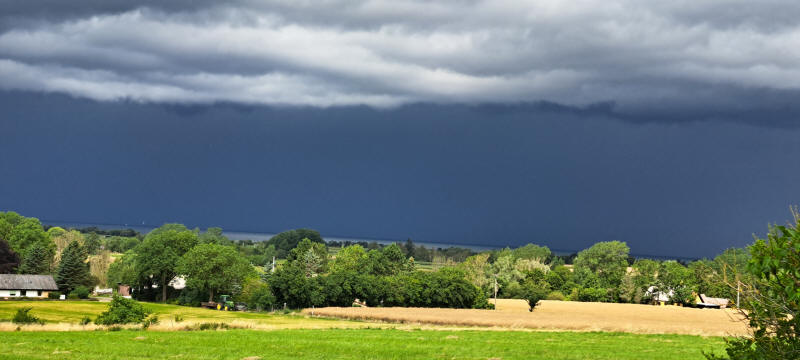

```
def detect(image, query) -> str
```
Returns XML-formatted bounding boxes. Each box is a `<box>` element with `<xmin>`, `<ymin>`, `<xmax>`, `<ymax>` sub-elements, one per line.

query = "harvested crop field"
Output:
<box><xmin>303</xmin><ymin>300</ymin><xmax>749</xmax><ymax>336</ymax></box>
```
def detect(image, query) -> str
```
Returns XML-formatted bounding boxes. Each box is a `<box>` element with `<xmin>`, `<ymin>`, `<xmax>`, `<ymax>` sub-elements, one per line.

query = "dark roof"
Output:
<box><xmin>0</xmin><ymin>274</ymin><xmax>59</xmax><ymax>291</ymax></box>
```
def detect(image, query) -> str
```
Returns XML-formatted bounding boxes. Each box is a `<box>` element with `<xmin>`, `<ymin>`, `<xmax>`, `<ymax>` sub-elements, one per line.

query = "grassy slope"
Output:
<box><xmin>0</xmin><ymin>301</ymin><xmax>360</xmax><ymax>328</ymax></box>
<box><xmin>0</xmin><ymin>329</ymin><xmax>724</xmax><ymax>360</ymax></box>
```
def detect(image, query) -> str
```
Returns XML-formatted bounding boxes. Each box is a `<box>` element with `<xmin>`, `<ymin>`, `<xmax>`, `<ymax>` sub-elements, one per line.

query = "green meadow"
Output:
<box><xmin>0</xmin><ymin>300</ymin><xmax>726</xmax><ymax>360</ymax></box>
<box><xmin>0</xmin><ymin>329</ymin><xmax>724</xmax><ymax>360</ymax></box>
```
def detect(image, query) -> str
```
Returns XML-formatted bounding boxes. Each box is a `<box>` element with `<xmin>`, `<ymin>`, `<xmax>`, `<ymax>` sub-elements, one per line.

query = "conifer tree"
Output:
<box><xmin>18</xmin><ymin>241</ymin><xmax>53</xmax><ymax>274</ymax></box>
<box><xmin>55</xmin><ymin>241</ymin><xmax>91</xmax><ymax>293</ymax></box>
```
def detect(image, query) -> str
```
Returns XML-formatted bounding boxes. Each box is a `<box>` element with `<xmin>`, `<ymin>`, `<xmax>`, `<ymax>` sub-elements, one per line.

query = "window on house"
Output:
<box><xmin>38</xmin><ymin>290</ymin><xmax>43</xmax><ymax>296</ymax></box>
<box><xmin>9</xmin><ymin>291</ymin><xmax>16</xmax><ymax>296</ymax></box>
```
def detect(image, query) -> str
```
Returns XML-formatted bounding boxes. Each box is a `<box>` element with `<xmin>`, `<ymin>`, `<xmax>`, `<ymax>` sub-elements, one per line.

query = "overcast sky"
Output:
<box><xmin>1</xmin><ymin>1</ymin><xmax>799</xmax><ymax>257</ymax></box>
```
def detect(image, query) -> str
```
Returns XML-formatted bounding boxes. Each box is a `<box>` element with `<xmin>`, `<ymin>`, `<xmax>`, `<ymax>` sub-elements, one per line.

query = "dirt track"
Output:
<box><xmin>303</xmin><ymin>299</ymin><xmax>749</xmax><ymax>336</ymax></box>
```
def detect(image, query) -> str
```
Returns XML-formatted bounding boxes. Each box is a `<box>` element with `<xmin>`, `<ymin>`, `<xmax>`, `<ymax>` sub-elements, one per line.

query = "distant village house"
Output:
<box><xmin>0</xmin><ymin>274</ymin><xmax>59</xmax><ymax>298</ymax></box>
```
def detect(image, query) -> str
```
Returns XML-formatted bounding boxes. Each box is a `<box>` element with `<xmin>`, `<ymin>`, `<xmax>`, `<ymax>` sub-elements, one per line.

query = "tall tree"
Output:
<box><xmin>404</xmin><ymin>238</ymin><xmax>415</xmax><ymax>259</ymax></box>
<box><xmin>55</xmin><ymin>241</ymin><xmax>91</xmax><ymax>293</ymax></box>
<box><xmin>6</xmin><ymin>217</ymin><xmax>49</xmax><ymax>255</ymax></box>
<box><xmin>198</xmin><ymin>227</ymin><xmax>231</xmax><ymax>245</ymax></box>
<box><xmin>512</xmin><ymin>244</ymin><xmax>552</xmax><ymax>262</ymax></box>
<box><xmin>84</xmin><ymin>232</ymin><xmax>101</xmax><ymax>255</ymax></box>
<box><xmin>573</xmin><ymin>241</ymin><xmax>630</xmax><ymax>289</ymax></box>
<box><xmin>177</xmin><ymin>243</ymin><xmax>254</xmax><ymax>302</ymax></box>
<box><xmin>265</xmin><ymin>229</ymin><xmax>324</xmax><ymax>258</ymax></box>
<box><xmin>134</xmin><ymin>226</ymin><xmax>198</xmax><ymax>302</ymax></box>
<box><xmin>329</xmin><ymin>244</ymin><xmax>367</xmax><ymax>274</ymax></box>
<box><xmin>18</xmin><ymin>241</ymin><xmax>55</xmax><ymax>274</ymax></box>
<box><xmin>0</xmin><ymin>238</ymin><xmax>20</xmax><ymax>274</ymax></box>
<box><xmin>708</xmin><ymin>210</ymin><xmax>800</xmax><ymax>360</ymax></box>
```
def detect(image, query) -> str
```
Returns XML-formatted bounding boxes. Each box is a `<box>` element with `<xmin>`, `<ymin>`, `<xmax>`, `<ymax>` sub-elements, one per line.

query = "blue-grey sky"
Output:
<box><xmin>1</xmin><ymin>1</ymin><xmax>799</xmax><ymax>258</ymax></box>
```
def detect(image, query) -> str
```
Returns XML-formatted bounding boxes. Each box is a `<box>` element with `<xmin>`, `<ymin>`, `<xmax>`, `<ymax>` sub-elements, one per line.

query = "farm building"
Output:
<box><xmin>0</xmin><ymin>274</ymin><xmax>59</xmax><ymax>298</ymax></box>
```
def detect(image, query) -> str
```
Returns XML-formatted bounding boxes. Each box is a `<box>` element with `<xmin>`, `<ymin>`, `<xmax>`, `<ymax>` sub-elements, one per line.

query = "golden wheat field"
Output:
<box><xmin>303</xmin><ymin>300</ymin><xmax>749</xmax><ymax>336</ymax></box>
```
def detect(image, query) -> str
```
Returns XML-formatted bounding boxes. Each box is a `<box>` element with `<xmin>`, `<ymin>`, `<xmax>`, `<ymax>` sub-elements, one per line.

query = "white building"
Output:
<box><xmin>0</xmin><ymin>274</ymin><xmax>59</xmax><ymax>298</ymax></box>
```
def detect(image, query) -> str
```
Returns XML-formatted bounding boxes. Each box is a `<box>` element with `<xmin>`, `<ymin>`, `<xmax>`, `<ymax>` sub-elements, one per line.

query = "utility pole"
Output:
<box><xmin>736</xmin><ymin>281</ymin><xmax>740</xmax><ymax>309</ymax></box>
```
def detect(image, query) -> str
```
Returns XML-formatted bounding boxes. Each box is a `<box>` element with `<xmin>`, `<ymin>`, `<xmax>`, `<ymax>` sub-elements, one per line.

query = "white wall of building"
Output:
<box><xmin>0</xmin><ymin>290</ymin><xmax>47</xmax><ymax>297</ymax></box>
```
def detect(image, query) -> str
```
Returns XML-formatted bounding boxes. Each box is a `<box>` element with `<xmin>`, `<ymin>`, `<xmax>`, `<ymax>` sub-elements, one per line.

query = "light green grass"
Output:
<box><xmin>0</xmin><ymin>301</ymin><xmax>360</xmax><ymax>328</ymax></box>
<box><xmin>0</xmin><ymin>329</ymin><xmax>724</xmax><ymax>360</ymax></box>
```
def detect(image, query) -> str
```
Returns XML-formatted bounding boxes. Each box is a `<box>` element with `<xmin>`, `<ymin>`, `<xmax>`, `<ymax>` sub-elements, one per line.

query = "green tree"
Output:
<box><xmin>265</xmin><ymin>229</ymin><xmax>324</xmax><ymax>258</ymax></box>
<box><xmin>404</xmin><ymin>238</ymin><xmax>415</xmax><ymax>258</ymax></box>
<box><xmin>95</xmin><ymin>295</ymin><xmax>151</xmax><ymax>325</ymax></box>
<box><xmin>107</xmin><ymin>251</ymin><xmax>139</xmax><ymax>287</ymax></box>
<box><xmin>329</xmin><ymin>244</ymin><xmax>367</xmax><ymax>273</ymax></box>
<box><xmin>54</xmin><ymin>241</ymin><xmax>91</xmax><ymax>293</ymax></box>
<box><xmin>459</xmin><ymin>253</ymin><xmax>491</xmax><ymax>296</ymax></box>
<box><xmin>0</xmin><ymin>237</ymin><xmax>20</xmax><ymax>274</ymax></box>
<box><xmin>363</xmin><ymin>244</ymin><xmax>412</xmax><ymax>276</ymax></box>
<box><xmin>177</xmin><ymin>243</ymin><xmax>255</xmax><ymax>302</ymax></box>
<box><xmin>18</xmin><ymin>241</ymin><xmax>54</xmax><ymax>274</ymax></box>
<box><xmin>84</xmin><ymin>232</ymin><xmax>101</xmax><ymax>255</ymax></box>
<box><xmin>0</xmin><ymin>218</ymin><xmax>13</xmax><ymax>241</ymax></box>
<box><xmin>657</xmin><ymin>261</ymin><xmax>696</xmax><ymax>304</ymax></box>
<box><xmin>573</xmin><ymin>241</ymin><xmax>630</xmax><ymax>290</ymax></box>
<box><xmin>512</xmin><ymin>244</ymin><xmax>552</xmax><ymax>263</ymax></box>
<box><xmin>622</xmin><ymin>259</ymin><xmax>659</xmax><ymax>303</ymax></box>
<box><xmin>708</xmin><ymin>211</ymin><xmax>800</xmax><ymax>360</ymax></box>
<box><xmin>134</xmin><ymin>225</ymin><xmax>198</xmax><ymax>302</ymax></box>
<box><xmin>268</xmin><ymin>262</ymin><xmax>318</xmax><ymax>309</ymax></box>
<box><xmin>198</xmin><ymin>227</ymin><xmax>232</xmax><ymax>246</ymax></box>
<box><xmin>288</xmin><ymin>238</ymin><xmax>328</xmax><ymax>277</ymax></box>
<box><xmin>6</xmin><ymin>217</ymin><xmax>49</xmax><ymax>255</ymax></box>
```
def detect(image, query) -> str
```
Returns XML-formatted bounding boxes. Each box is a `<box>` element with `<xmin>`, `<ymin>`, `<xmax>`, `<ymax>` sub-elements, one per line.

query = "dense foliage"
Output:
<box><xmin>177</xmin><ymin>243</ymin><xmax>255</xmax><ymax>302</ymax></box>
<box><xmin>12</xmin><ymin>307</ymin><xmax>44</xmax><ymax>325</ymax></box>
<box><xmin>55</xmin><ymin>241</ymin><xmax>92</xmax><ymax>293</ymax></box>
<box><xmin>95</xmin><ymin>295</ymin><xmax>152</xmax><ymax>325</ymax></box>
<box><xmin>0</xmin><ymin>237</ymin><xmax>20</xmax><ymax>273</ymax></box>
<box><xmin>708</xmin><ymin>212</ymin><xmax>800</xmax><ymax>360</ymax></box>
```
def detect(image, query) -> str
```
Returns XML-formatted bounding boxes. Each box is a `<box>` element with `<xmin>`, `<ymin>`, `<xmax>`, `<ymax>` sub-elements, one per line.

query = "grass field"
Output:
<box><xmin>0</xmin><ymin>300</ymin><xmax>731</xmax><ymax>359</ymax></box>
<box><xmin>305</xmin><ymin>299</ymin><xmax>749</xmax><ymax>336</ymax></box>
<box><xmin>0</xmin><ymin>328</ymin><xmax>724</xmax><ymax>359</ymax></box>
<box><xmin>0</xmin><ymin>301</ymin><xmax>375</xmax><ymax>331</ymax></box>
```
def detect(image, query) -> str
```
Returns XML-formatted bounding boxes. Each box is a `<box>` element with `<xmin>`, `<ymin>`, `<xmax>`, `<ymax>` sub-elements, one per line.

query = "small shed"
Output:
<box><xmin>0</xmin><ymin>274</ymin><xmax>59</xmax><ymax>298</ymax></box>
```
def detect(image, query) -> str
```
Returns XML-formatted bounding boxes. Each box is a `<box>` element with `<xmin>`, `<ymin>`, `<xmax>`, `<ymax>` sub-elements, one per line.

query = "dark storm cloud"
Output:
<box><xmin>2</xmin><ymin>91</ymin><xmax>799</xmax><ymax>258</ymax></box>
<box><xmin>1</xmin><ymin>1</ymin><xmax>799</xmax><ymax>120</ymax></box>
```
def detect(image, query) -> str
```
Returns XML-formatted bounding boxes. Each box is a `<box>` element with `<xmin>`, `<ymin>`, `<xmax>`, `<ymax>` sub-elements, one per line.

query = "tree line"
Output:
<box><xmin>0</xmin><ymin>210</ymin><xmax>752</xmax><ymax>310</ymax></box>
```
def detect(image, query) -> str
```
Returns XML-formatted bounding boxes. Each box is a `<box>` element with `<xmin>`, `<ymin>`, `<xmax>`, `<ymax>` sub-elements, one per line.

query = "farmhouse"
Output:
<box><xmin>0</xmin><ymin>274</ymin><xmax>59</xmax><ymax>298</ymax></box>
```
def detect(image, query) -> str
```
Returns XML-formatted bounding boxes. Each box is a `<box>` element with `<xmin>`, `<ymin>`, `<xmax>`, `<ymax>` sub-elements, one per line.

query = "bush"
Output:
<box><xmin>95</xmin><ymin>295</ymin><xmax>151</xmax><ymax>325</ymax></box>
<box><xmin>174</xmin><ymin>314</ymin><xmax>184</xmax><ymax>323</ymax></box>
<box><xmin>249</xmin><ymin>284</ymin><xmax>276</xmax><ymax>311</ymax></box>
<box><xmin>69</xmin><ymin>286</ymin><xmax>91</xmax><ymax>299</ymax></box>
<box><xmin>12</xmin><ymin>307</ymin><xmax>44</xmax><ymax>325</ymax></box>
<box><xmin>524</xmin><ymin>287</ymin><xmax>548</xmax><ymax>311</ymax></box>
<box><xmin>47</xmin><ymin>292</ymin><xmax>61</xmax><ymax>300</ymax></box>
<box><xmin>578</xmin><ymin>287</ymin><xmax>611</xmax><ymax>302</ymax></box>
<box><xmin>80</xmin><ymin>316</ymin><xmax>92</xmax><ymax>325</ymax></box>
<box><xmin>193</xmin><ymin>322</ymin><xmax>229</xmax><ymax>331</ymax></box>
<box><xmin>141</xmin><ymin>315</ymin><xmax>159</xmax><ymax>329</ymax></box>
<box><xmin>546</xmin><ymin>291</ymin><xmax>566</xmax><ymax>301</ymax></box>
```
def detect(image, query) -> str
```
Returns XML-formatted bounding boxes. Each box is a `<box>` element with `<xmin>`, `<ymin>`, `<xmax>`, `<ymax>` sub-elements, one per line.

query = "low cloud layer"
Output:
<box><xmin>1</xmin><ymin>1</ymin><xmax>799</xmax><ymax>114</ymax></box>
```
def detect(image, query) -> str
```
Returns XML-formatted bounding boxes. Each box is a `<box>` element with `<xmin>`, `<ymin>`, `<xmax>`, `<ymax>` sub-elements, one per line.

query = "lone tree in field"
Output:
<box><xmin>0</xmin><ymin>237</ymin><xmax>20</xmax><ymax>274</ymax></box>
<box><xmin>707</xmin><ymin>209</ymin><xmax>800</xmax><ymax>360</ymax></box>
<box><xmin>177</xmin><ymin>243</ymin><xmax>255</xmax><ymax>302</ymax></box>
<box><xmin>134</xmin><ymin>225</ymin><xmax>198</xmax><ymax>302</ymax></box>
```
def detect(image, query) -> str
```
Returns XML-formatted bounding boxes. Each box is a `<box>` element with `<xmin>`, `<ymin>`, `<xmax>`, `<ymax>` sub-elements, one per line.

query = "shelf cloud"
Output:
<box><xmin>1</xmin><ymin>1</ymin><xmax>799</xmax><ymax>116</ymax></box>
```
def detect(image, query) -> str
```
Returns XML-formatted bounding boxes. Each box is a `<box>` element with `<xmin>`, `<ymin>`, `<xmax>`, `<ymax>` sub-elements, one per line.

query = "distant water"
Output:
<box><xmin>42</xmin><ymin>221</ymin><xmax>496</xmax><ymax>251</ymax></box>
<box><xmin>42</xmin><ymin>220</ymin><xmax>697</xmax><ymax>261</ymax></box>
